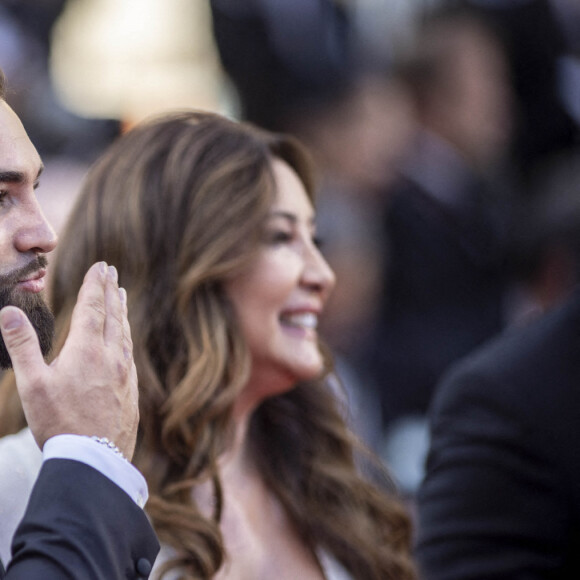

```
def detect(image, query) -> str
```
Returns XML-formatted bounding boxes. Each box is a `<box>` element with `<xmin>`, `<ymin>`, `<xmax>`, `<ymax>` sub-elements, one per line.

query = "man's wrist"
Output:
<box><xmin>43</xmin><ymin>434</ymin><xmax>148</xmax><ymax>508</ymax></box>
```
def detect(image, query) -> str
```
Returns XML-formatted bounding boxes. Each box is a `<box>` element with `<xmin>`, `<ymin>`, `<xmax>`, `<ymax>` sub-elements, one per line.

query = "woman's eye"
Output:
<box><xmin>267</xmin><ymin>230</ymin><xmax>293</xmax><ymax>244</ymax></box>
<box><xmin>0</xmin><ymin>190</ymin><xmax>8</xmax><ymax>206</ymax></box>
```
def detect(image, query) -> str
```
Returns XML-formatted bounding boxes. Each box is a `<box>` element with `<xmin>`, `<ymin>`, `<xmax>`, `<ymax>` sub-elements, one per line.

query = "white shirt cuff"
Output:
<box><xmin>43</xmin><ymin>434</ymin><xmax>148</xmax><ymax>508</ymax></box>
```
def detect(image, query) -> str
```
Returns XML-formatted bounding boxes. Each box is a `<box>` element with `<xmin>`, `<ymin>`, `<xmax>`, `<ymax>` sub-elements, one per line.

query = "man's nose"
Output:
<box><xmin>14</xmin><ymin>199</ymin><xmax>58</xmax><ymax>255</ymax></box>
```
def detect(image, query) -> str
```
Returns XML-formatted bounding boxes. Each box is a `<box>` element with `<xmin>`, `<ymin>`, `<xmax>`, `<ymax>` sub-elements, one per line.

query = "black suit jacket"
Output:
<box><xmin>1</xmin><ymin>458</ymin><xmax>159</xmax><ymax>579</ymax></box>
<box><xmin>417</xmin><ymin>290</ymin><xmax>580</xmax><ymax>579</ymax></box>
<box><xmin>372</xmin><ymin>171</ymin><xmax>507</xmax><ymax>426</ymax></box>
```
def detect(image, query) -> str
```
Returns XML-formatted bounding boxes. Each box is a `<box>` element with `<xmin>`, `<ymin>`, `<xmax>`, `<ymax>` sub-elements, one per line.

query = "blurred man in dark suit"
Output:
<box><xmin>417</xmin><ymin>286</ymin><xmax>580</xmax><ymax>578</ymax></box>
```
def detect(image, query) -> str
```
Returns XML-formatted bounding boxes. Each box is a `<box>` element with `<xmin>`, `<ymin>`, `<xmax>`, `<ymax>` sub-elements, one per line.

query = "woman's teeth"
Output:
<box><xmin>281</xmin><ymin>312</ymin><xmax>318</xmax><ymax>329</ymax></box>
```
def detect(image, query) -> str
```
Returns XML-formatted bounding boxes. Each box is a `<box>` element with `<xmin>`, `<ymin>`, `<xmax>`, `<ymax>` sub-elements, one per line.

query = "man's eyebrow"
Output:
<box><xmin>0</xmin><ymin>165</ymin><xmax>44</xmax><ymax>184</ymax></box>
<box><xmin>0</xmin><ymin>170</ymin><xmax>26</xmax><ymax>184</ymax></box>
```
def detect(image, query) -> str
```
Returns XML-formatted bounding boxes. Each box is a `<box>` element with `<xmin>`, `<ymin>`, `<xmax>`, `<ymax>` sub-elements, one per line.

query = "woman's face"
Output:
<box><xmin>225</xmin><ymin>159</ymin><xmax>336</xmax><ymax>400</ymax></box>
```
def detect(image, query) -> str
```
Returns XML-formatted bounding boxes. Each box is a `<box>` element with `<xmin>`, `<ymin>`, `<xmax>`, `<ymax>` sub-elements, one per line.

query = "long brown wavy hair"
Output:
<box><xmin>0</xmin><ymin>111</ymin><xmax>415</xmax><ymax>579</ymax></box>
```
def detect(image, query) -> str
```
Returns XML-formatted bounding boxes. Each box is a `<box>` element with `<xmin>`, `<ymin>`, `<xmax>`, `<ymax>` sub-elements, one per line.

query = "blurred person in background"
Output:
<box><xmin>455</xmin><ymin>0</ymin><xmax>580</xmax><ymax>188</ymax></box>
<box><xmin>369</xmin><ymin>3</ymin><xmax>518</xmax><ymax>495</ymax></box>
<box><xmin>414</xmin><ymin>4</ymin><xmax>580</xmax><ymax>576</ymax></box>
<box><xmin>0</xmin><ymin>0</ymin><xmax>120</xmax><ymax>162</ymax></box>
<box><xmin>416</xmin><ymin>153</ymin><xmax>580</xmax><ymax>578</ymax></box>
<box><xmin>507</xmin><ymin>148</ymin><xmax>580</xmax><ymax>324</ymax></box>
<box><xmin>0</xmin><ymin>110</ymin><xmax>417</xmax><ymax>580</ymax></box>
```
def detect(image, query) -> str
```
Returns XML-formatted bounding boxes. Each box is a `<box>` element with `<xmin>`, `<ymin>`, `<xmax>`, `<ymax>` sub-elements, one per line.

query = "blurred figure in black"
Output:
<box><xmin>416</xmin><ymin>148</ymin><xmax>580</xmax><ymax>579</ymax></box>
<box><xmin>452</xmin><ymin>0</ymin><xmax>580</xmax><ymax>188</ymax></box>
<box><xmin>210</xmin><ymin>0</ymin><xmax>351</xmax><ymax>133</ymax></box>
<box><xmin>0</xmin><ymin>0</ymin><xmax>119</xmax><ymax>161</ymax></box>
<box><xmin>507</xmin><ymin>148</ymin><xmax>580</xmax><ymax>324</ymax></box>
<box><xmin>370</xmin><ymin>4</ymin><xmax>518</xmax><ymax>494</ymax></box>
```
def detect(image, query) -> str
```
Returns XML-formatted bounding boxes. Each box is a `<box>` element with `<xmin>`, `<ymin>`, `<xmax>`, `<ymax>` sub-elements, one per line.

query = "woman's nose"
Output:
<box><xmin>301</xmin><ymin>244</ymin><xmax>336</xmax><ymax>299</ymax></box>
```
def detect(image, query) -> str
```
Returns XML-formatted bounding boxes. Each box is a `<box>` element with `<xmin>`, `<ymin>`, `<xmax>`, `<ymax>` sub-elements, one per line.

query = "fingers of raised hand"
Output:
<box><xmin>119</xmin><ymin>287</ymin><xmax>132</xmax><ymax>360</ymax></box>
<box><xmin>61</xmin><ymin>261</ymin><xmax>132</xmax><ymax>394</ymax></box>
<box><xmin>68</xmin><ymin>261</ymin><xmax>109</xmax><ymax>343</ymax></box>
<box><xmin>122</xmin><ymin>360</ymin><xmax>140</xmax><ymax>459</ymax></box>
<box><xmin>103</xmin><ymin>264</ymin><xmax>125</xmax><ymax>348</ymax></box>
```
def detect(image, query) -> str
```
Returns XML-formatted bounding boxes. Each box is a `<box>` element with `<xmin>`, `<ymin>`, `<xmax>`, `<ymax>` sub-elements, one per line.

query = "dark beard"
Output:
<box><xmin>0</xmin><ymin>256</ymin><xmax>54</xmax><ymax>369</ymax></box>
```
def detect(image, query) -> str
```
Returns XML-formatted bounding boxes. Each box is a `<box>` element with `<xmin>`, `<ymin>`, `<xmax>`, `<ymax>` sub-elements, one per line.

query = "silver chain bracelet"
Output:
<box><xmin>90</xmin><ymin>436</ymin><xmax>128</xmax><ymax>462</ymax></box>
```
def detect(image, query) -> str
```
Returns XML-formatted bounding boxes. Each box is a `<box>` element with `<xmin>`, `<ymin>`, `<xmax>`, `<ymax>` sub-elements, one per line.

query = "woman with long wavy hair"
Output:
<box><xmin>0</xmin><ymin>111</ymin><xmax>415</xmax><ymax>579</ymax></box>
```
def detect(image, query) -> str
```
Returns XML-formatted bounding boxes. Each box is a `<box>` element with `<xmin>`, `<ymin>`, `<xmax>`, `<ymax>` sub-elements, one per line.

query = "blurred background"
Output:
<box><xmin>3</xmin><ymin>0</ymin><xmax>580</xmax><ymax>507</ymax></box>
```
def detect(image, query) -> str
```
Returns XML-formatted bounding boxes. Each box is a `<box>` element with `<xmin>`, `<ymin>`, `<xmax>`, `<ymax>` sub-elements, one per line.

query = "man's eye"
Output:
<box><xmin>0</xmin><ymin>190</ymin><xmax>8</xmax><ymax>205</ymax></box>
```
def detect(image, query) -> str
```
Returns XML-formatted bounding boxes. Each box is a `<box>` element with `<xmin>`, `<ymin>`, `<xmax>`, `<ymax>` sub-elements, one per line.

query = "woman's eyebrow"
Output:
<box><xmin>269</xmin><ymin>210</ymin><xmax>296</xmax><ymax>222</ymax></box>
<box><xmin>269</xmin><ymin>211</ymin><xmax>315</xmax><ymax>226</ymax></box>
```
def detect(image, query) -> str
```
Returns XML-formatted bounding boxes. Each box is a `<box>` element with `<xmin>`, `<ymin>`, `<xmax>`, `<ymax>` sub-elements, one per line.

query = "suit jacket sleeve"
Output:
<box><xmin>5</xmin><ymin>458</ymin><xmax>159</xmax><ymax>580</ymax></box>
<box><xmin>416</xmin><ymin>343</ymin><xmax>579</xmax><ymax>580</ymax></box>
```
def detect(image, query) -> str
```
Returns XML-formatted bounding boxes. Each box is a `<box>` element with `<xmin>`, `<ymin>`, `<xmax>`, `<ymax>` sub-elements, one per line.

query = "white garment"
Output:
<box><xmin>0</xmin><ymin>428</ymin><xmax>41</xmax><ymax>566</ymax></box>
<box><xmin>317</xmin><ymin>548</ymin><xmax>354</xmax><ymax>580</ymax></box>
<box><xmin>151</xmin><ymin>540</ymin><xmax>353</xmax><ymax>579</ymax></box>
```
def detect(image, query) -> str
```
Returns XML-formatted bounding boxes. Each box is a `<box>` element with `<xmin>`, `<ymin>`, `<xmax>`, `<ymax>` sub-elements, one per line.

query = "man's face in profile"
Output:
<box><xmin>0</xmin><ymin>100</ymin><xmax>57</xmax><ymax>368</ymax></box>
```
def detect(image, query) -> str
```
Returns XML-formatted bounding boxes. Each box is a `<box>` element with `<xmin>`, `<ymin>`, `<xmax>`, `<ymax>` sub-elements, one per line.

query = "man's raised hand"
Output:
<box><xmin>0</xmin><ymin>261</ymin><xmax>139</xmax><ymax>458</ymax></box>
